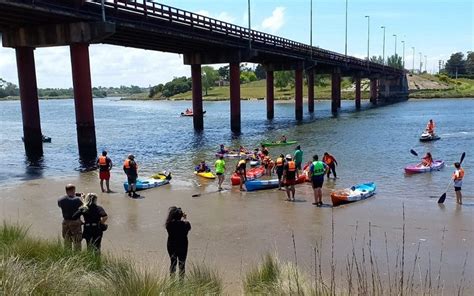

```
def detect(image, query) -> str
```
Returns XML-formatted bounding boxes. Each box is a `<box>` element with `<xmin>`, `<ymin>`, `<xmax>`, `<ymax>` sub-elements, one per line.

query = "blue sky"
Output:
<box><xmin>0</xmin><ymin>0</ymin><xmax>472</xmax><ymax>88</ymax></box>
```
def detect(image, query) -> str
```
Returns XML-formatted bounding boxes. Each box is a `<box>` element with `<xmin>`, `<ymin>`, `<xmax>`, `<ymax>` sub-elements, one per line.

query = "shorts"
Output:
<box><xmin>216</xmin><ymin>172</ymin><xmax>223</xmax><ymax>176</ymax></box>
<box><xmin>127</xmin><ymin>176</ymin><xmax>137</xmax><ymax>185</ymax></box>
<box><xmin>285</xmin><ymin>179</ymin><xmax>296</xmax><ymax>186</ymax></box>
<box><xmin>454</xmin><ymin>186</ymin><xmax>462</xmax><ymax>192</ymax></box>
<box><xmin>99</xmin><ymin>171</ymin><xmax>110</xmax><ymax>180</ymax></box>
<box><xmin>296</xmin><ymin>162</ymin><xmax>302</xmax><ymax>170</ymax></box>
<box><xmin>311</xmin><ymin>175</ymin><xmax>324</xmax><ymax>189</ymax></box>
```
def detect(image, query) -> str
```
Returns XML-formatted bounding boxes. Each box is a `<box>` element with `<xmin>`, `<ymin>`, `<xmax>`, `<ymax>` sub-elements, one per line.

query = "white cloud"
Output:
<box><xmin>261</xmin><ymin>7</ymin><xmax>285</xmax><ymax>34</ymax></box>
<box><xmin>196</xmin><ymin>10</ymin><xmax>235</xmax><ymax>23</ymax></box>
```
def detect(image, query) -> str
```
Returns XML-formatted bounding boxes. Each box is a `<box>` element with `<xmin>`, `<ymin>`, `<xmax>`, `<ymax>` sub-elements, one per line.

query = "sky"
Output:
<box><xmin>0</xmin><ymin>0</ymin><xmax>472</xmax><ymax>88</ymax></box>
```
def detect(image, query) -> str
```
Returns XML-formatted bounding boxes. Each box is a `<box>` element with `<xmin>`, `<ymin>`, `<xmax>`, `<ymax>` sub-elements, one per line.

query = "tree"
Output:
<box><xmin>0</xmin><ymin>78</ymin><xmax>19</xmax><ymax>98</ymax></box>
<box><xmin>254</xmin><ymin>64</ymin><xmax>266</xmax><ymax>80</ymax></box>
<box><xmin>387</xmin><ymin>54</ymin><xmax>403</xmax><ymax>69</ymax></box>
<box><xmin>202</xmin><ymin>66</ymin><xmax>218</xmax><ymax>96</ymax></box>
<box><xmin>445</xmin><ymin>52</ymin><xmax>466</xmax><ymax>76</ymax></box>
<box><xmin>370</xmin><ymin>55</ymin><xmax>384</xmax><ymax>64</ymax></box>
<box><xmin>465</xmin><ymin>51</ymin><xmax>474</xmax><ymax>75</ymax></box>
<box><xmin>218</xmin><ymin>66</ymin><xmax>229</xmax><ymax>80</ymax></box>
<box><xmin>275</xmin><ymin>71</ymin><xmax>293</xmax><ymax>90</ymax></box>
<box><xmin>240</xmin><ymin>71</ymin><xmax>257</xmax><ymax>84</ymax></box>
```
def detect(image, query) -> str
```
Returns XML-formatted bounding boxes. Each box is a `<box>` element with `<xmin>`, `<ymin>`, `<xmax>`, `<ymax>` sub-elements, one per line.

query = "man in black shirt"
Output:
<box><xmin>57</xmin><ymin>184</ymin><xmax>83</xmax><ymax>251</ymax></box>
<box><xmin>123</xmin><ymin>154</ymin><xmax>139</xmax><ymax>198</ymax></box>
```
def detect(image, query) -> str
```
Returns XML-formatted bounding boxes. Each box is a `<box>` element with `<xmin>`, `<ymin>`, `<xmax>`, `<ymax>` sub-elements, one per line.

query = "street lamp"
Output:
<box><xmin>381</xmin><ymin>26</ymin><xmax>386</xmax><ymax>64</ymax></box>
<box><xmin>393</xmin><ymin>34</ymin><xmax>397</xmax><ymax>56</ymax></box>
<box><xmin>424</xmin><ymin>55</ymin><xmax>427</xmax><ymax>73</ymax></box>
<box><xmin>345</xmin><ymin>0</ymin><xmax>348</xmax><ymax>56</ymax></box>
<box><xmin>419</xmin><ymin>52</ymin><xmax>423</xmax><ymax>73</ymax></box>
<box><xmin>365</xmin><ymin>16</ymin><xmax>370</xmax><ymax>61</ymax></box>
<box><xmin>310</xmin><ymin>0</ymin><xmax>313</xmax><ymax>59</ymax></box>
<box><xmin>401</xmin><ymin>40</ymin><xmax>405</xmax><ymax>68</ymax></box>
<box><xmin>412</xmin><ymin>47</ymin><xmax>415</xmax><ymax>74</ymax></box>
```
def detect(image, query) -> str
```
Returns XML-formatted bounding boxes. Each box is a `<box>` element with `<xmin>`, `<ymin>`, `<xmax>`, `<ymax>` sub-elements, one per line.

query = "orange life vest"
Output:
<box><xmin>276</xmin><ymin>157</ymin><xmax>284</xmax><ymax>167</ymax></box>
<box><xmin>123</xmin><ymin>159</ymin><xmax>137</xmax><ymax>169</ymax></box>
<box><xmin>323</xmin><ymin>155</ymin><xmax>334</xmax><ymax>165</ymax></box>
<box><xmin>426</xmin><ymin>121</ymin><xmax>435</xmax><ymax>132</ymax></box>
<box><xmin>453</xmin><ymin>168</ymin><xmax>465</xmax><ymax>181</ymax></box>
<box><xmin>98</xmin><ymin>156</ymin><xmax>107</xmax><ymax>166</ymax></box>
<box><xmin>287</xmin><ymin>161</ymin><xmax>296</xmax><ymax>172</ymax></box>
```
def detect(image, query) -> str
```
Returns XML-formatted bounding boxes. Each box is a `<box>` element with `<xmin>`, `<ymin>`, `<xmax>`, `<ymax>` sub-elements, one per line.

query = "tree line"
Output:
<box><xmin>442</xmin><ymin>52</ymin><xmax>474</xmax><ymax>77</ymax></box>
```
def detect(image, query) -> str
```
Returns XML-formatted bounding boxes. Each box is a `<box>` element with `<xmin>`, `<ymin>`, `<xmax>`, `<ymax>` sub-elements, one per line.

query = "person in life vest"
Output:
<box><xmin>452</xmin><ymin>162</ymin><xmax>465</xmax><ymax>205</ymax></box>
<box><xmin>218</xmin><ymin>144</ymin><xmax>229</xmax><ymax>155</ymax></box>
<box><xmin>195</xmin><ymin>161</ymin><xmax>210</xmax><ymax>173</ymax></box>
<box><xmin>236</xmin><ymin>157</ymin><xmax>248</xmax><ymax>191</ymax></box>
<box><xmin>283</xmin><ymin>155</ymin><xmax>299</xmax><ymax>201</ymax></box>
<box><xmin>280</xmin><ymin>135</ymin><xmax>287</xmax><ymax>143</ymax></box>
<box><xmin>310</xmin><ymin>154</ymin><xmax>328</xmax><ymax>207</ymax></box>
<box><xmin>425</xmin><ymin>119</ymin><xmax>435</xmax><ymax>135</ymax></box>
<box><xmin>123</xmin><ymin>154</ymin><xmax>139</xmax><ymax>198</ymax></box>
<box><xmin>96</xmin><ymin>150</ymin><xmax>113</xmax><ymax>193</ymax></box>
<box><xmin>272</xmin><ymin>154</ymin><xmax>286</xmax><ymax>190</ymax></box>
<box><xmin>322</xmin><ymin>152</ymin><xmax>338</xmax><ymax>179</ymax></box>
<box><xmin>421</xmin><ymin>152</ymin><xmax>433</xmax><ymax>167</ymax></box>
<box><xmin>261</xmin><ymin>144</ymin><xmax>269</xmax><ymax>157</ymax></box>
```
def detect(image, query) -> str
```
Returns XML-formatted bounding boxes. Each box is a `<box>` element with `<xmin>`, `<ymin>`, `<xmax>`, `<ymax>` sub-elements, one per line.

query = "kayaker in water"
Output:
<box><xmin>195</xmin><ymin>161</ymin><xmax>210</xmax><ymax>173</ymax></box>
<box><xmin>309</xmin><ymin>155</ymin><xmax>328</xmax><ymax>207</ymax></box>
<box><xmin>452</xmin><ymin>162</ymin><xmax>464</xmax><ymax>205</ymax></box>
<box><xmin>273</xmin><ymin>154</ymin><xmax>286</xmax><ymax>190</ymax></box>
<box><xmin>283</xmin><ymin>154</ymin><xmax>299</xmax><ymax>201</ymax></box>
<box><xmin>218</xmin><ymin>144</ymin><xmax>229</xmax><ymax>154</ymax></box>
<box><xmin>236</xmin><ymin>157</ymin><xmax>247</xmax><ymax>191</ymax></box>
<box><xmin>425</xmin><ymin>119</ymin><xmax>435</xmax><ymax>136</ymax></box>
<box><xmin>323</xmin><ymin>152</ymin><xmax>338</xmax><ymax>179</ymax></box>
<box><xmin>421</xmin><ymin>152</ymin><xmax>433</xmax><ymax>167</ymax></box>
<box><xmin>215</xmin><ymin>155</ymin><xmax>226</xmax><ymax>191</ymax></box>
<box><xmin>294</xmin><ymin>145</ymin><xmax>303</xmax><ymax>172</ymax></box>
<box><xmin>165</xmin><ymin>206</ymin><xmax>191</xmax><ymax>278</ymax></box>
<box><xmin>280</xmin><ymin>135</ymin><xmax>287</xmax><ymax>143</ymax></box>
<box><xmin>123</xmin><ymin>154</ymin><xmax>140</xmax><ymax>198</ymax></box>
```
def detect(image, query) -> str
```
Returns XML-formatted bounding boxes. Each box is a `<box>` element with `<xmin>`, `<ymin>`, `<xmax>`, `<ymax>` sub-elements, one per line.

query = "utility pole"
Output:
<box><xmin>412</xmin><ymin>47</ymin><xmax>415</xmax><ymax>74</ymax></box>
<box><xmin>365</xmin><ymin>16</ymin><xmax>370</xmax><ymax>61</ymax></box>
<box><xmin>101</xmin><ymin>0</ymin><xmax>105</xmax><ymax>21</ymax></box>
<box><xmin>248</xmin><ymin>0</ymin><xmax>251</xmax><ymax>49</ymax></box>
<box><xmin>381</xmin><ymin>26</ymin><xmax>386</xmax><ymax>64</ymax></box>
<box><xmin>401</xmin><ymin>40</ymin><xmax>405</xmax><ymax>68</ymax></box>
<box><xmin>438</xmin><ymin>60</ymin><xmax>442</xmax><ymax>74</ymax></box>
<box><xmin>424</xmin><ymin>55</ymin><xmax>427</xmax><ymax>73</ymax></box>
<box><xmin>345</xmin><ymin>0</ymin><xmax>348</xmax><ymax>56</ymax></box>
<box><xmin>393</xmin><ymin>34</ymin><xmax>397</xmax><ymax>56</ymax></box>
<box><xmin>310</xmin><ymin>0</ymin><xmax>313</xmax><ymax>59</ymax></box>
<box><xmin>419</xmin><ymin>52</ymin><xmax>423</xmax><ymax>73</ymax></box>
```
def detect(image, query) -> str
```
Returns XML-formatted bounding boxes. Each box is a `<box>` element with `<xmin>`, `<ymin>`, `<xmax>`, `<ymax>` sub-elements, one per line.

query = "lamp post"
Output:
<box><xmin>345</xmin><ymin>0</ymin><xmax>348</xmax><ymax>56</ymax></box>
<box><xmin>424</xmin><ymin>55</ymin><xmax>427</xmax><ymax>73</ymax></box>
<box><xmin>401</xmin><ymin>40</ymin><xmax>405</xmax><ymax>68</ymax></box>
<box><xmin>310</xmin><ymin>0</ymin><xmax>313</xmax><ymax>59</ymax></box>
<box><xmin>393</xmin><ymin>34</ymin><xmax>397</xmax><ymax>56</ymax></box>
<box><xmin>365</xmin><ymin>16</ymin><xmax>370</xmax><ymax>61</ymax></box>
<box><xmin>419</xmin><ymin>52</ymin><xmax>423</xmax><ymax>73</ymax></box>
<box><xmin>412</xmin><ymin>47</ymin><xmax>415</xmax><ymax>74</ymax></box>
<box><xmin>381</xmin><ymin>26</ymin><xmax>386</xmax><ymax>64</ymax></box>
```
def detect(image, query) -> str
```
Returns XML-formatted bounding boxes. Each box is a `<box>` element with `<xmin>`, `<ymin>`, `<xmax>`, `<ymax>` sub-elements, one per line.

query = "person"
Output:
<box><xmin>273</xmin><ymin>154</ymin><xmax>286</xmax><ymax>190</ymax></box>
<box><xmin>215</xmin><ymin>155</ymin><xmax>226</xmax><ymax>191</ymax></box>
<box><xmin>426</xmin><ymin>119</ymin><xmax>435</xmax><ymax>135</ymax></box>
<box><xmin>261</xmin><ymin>144</ymin><xmax>269</xmax><ymax>156</ymax></box>
<box><xmin>57</xmin><ymin>184</ymin><xmax>83</xmax><ymax>251</ymax></box>
<box><xmin>123</xmin><ymin>154</ymin><xmax>140</xmax><ymax>198</ymax></box>
<box><xmin>239</xmin><ymin>145</ymin><xmax>248</xmax><ymax>154</ymax></box>
<box><xmin>421</xmin><ymin>152</ymin><xmax>433</xmax><ymax>167</ymax></box>
<box><xmin>76</xmin><ymin>193</ymin><xmax>108</xmax><ymax>254</ymax></box>
<box><xmin>280</xmin><ymin>135</ymin><xmax>287</xmax><ymax>143</ymax></box>
<box><xmin>310</xmin><ymin>155</ymin><xmax>328</xmax><ymax>207</ymax></box>
<box><xmin>96</xmin><ymin>150</ymin><xmax>113</xmax><ymax>193</ymax></box>
<box><xmin>195</xmin><ymin>161</ymin><xmax>210</xmax><ymax>173</ymax></box>
<box><xmin>323</xmin><ymin>152</ymin><xmax>338</xmax><ymax>179</ymax></box>
<box><xmin>282</xmin><ymin>154</ymin><xmax>299</xmax><ymax>201</ymax></box>
<box><xmin>218</xmin><ymin>144</ymin><xmax>228</xmax><ymax>154</ymax></box>
<box><xmin>165</xmin><ymin>206</ymin><xmax>191</xmax><ymax>278</ymax></box>
<box><xmin>294</xmin><ymin>145</ymin><xmax>303</xmax><ymax>172</ymax></box>
<box><xmin>236</xmin><ymin>157</ymin><xmax>247</xmax><ymax>191</ymax></box>
<box><xmin>452</xmin><ymin>162</ymin><xmax>464</xmax><ymax>205</ymax></box>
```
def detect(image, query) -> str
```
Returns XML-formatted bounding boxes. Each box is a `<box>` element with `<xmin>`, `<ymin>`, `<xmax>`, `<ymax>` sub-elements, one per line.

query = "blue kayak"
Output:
<box><xmin>123</xmin><ymin>178</ymin><xmax>170</xmax><ymax>192</ymax></box>
<box><xmin>331</xmin><ymin>182</ymin><xmax>376</xmax><ymax>206</ymax></box>
<box><xmin>245</xmin><ymin>175</ymin><xmax>306</xmax><ymax>192</ymax></box>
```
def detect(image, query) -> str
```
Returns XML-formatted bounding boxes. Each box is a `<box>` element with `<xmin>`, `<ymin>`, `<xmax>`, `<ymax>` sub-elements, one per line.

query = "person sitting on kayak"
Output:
<box><xmin>425</xmin><ymin>119</ymin><xmax>435</xmax><ymax>135</ymax></box>
<box><xmin>195</xmin><ymin>161</ymin><xmax>210</xmax><ymax>173</ymax></box>
<box><xmin>421</xmin><ymin>152</ymin><xmax>433</xmax><ymax>167</ymax></box>
<box><xmin>219</xmin><ymin>144</ymin><xmax>229</xmax><ymax>154</ymax></box>
<box><xmin>280</xmin><ymin>135</ymin><xmax>287</xmax><ymax>143</ymax></box>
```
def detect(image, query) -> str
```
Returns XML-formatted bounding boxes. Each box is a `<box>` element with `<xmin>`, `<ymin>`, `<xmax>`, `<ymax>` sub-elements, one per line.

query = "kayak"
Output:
<box><xmin>22</xmin><ymin>135</ymin><xmax>51</xmax><ymax>143</ymax></box>
<box><xmin>302</xmin><ymin>163</ymin><xmax>311</xmax><ymax>182</ymax></box>
<box><xmin>123</xmin><ymin>178</ymin><xmax>170</xmax><ymax>192</ymax></box>
<box><xmin>250</xmin><ymin>160</ymin><xmax>260</xmax><ymax>166</ymax></box>
<box><xmin>215</xmin><ymin>152</ymin><xmax>252</xmax><ymax>159</ymax></box>
<box><xmin>231</xmin><ymin>166</ymin><xmax>265</xmax><ymax>185</ymax></box>
<box><xmin>261</xmin><ymin>140</ymin><xmax>297</xmax><ymax>147</ymax></box>
<box><xmin>194</xmin><ymin>171</ymin><xmax>216</xmax><ymax>179</ymax></box>
<box><xmin>331</xmin><ymin>182</ymin><xmax>376</xmax><ymax>207</ymax></box>
<box><xmin>151</xmin><ymin>171</ymin><xmax>172</xmax><ymax>180</ymax></box>
<box><xmin>181</xmin><ymin>110</ymin><xmax>206</xmax><ymax>117</ymax></box>
<box><xmin>404</xmin><ymin>160</ymin><xmax>445</xmax><ymax>174</ymax></box>
<box><xmin>419</xmin><ymin>132</ymin><xmax>440</xmax><ymax>142</ymax></box>
<box><xmin>245</xmin><ymin>175</ymin><xmax>306</xmax><ymax>192</ymax></box>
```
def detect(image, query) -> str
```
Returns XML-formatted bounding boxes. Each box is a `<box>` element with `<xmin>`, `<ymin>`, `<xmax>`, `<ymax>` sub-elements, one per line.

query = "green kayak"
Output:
<box><xmin>260</xmin><ymin>140</ymin><xmax>297</xmax><ymax>147</ymax></box>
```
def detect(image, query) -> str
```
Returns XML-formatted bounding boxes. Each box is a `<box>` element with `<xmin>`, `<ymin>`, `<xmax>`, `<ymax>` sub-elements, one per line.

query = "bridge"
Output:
<box><xmin>0</xmin><ymin>0</ymin><xmax>408</xmax><ymax>161</ymax></box>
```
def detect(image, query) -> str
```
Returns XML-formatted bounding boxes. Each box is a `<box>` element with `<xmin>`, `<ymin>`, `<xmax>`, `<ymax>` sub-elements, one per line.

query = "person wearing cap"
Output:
<box><xmin>96</xmin><ymin>150</ymin><xmax>113</xmax><ymax>193</ymax></box>
<box><xmin>310</xmin><ymin>154</ymin><xmax>328</xmax><ymax>206</ymax></box>
<box><xmin>294</xmin><ymin>145</ymin><xmax>303</xmax><ymax>172</ymax></box>
<box><xmin>123</xmin><ymin>154</ymin><xmax>140</xmax><ymax>198</ymax></box>
<box><xmin>282</xmin><ymin>154</ymin><xmax>299</xmax><ymax>201</ymax></box>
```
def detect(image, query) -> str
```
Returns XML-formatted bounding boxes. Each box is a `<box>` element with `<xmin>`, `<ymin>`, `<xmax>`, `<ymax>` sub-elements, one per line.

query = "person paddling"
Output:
<box><xmin>421</xmin><ymin>152</ymin><xmax>433</xmax><ymax>167</ymax></box>
<box><xmin>452</xmin><ymin>162</ymin><xmax>464</xmax><ymax>205</ymax></box>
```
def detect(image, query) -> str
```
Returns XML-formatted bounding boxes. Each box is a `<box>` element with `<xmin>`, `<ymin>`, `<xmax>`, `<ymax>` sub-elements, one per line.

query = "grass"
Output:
<box><xmin>409</xmin><ymin>75</ymin><xmax>474</xmax><ymax>98</ymax></box>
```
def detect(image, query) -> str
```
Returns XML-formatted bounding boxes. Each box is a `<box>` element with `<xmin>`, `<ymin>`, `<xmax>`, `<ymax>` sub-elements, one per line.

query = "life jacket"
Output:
<box><xmin>238</xmin><ymin>160</ymin><xmax>246</xmax><ymax>167</ymax></box>
<box><xmin>312</xmin><ymin>161</ymin><xmax>325</xmax><ymax>176</ymax></box>
<box><xmin>276</xmin><ymin>157</ymin><xmax>284</xmax><ymax>167</ymax></box>
<box><xmin>426</xmin><ymin>122</ymin><xmax>435</xmax><ymax>132</ymax></box>
<box><xmin>98</xmin><ymin>156</ymin><xmax>107</xmax><ymax>166</ymax></box>
<box><xmin>323</xmin><ymin>155</ymin><xmax>333</xmax><ymax>165</ymax></box>
<box><xmin>124</xmin><ymin>159</ymin><xmax>137</xmax><ymax>170</ymax></box>
<box><xmin>263</xmin><ymin>156</ymin><xmax>270</xmax><ymax>164</ymax></box>
<box><xmin>287</xmin><ymin>161</ymin><xmax>296</xmax><ymax>172</ymax></box>
<box><xmin>453</xmin><ymin>168</ymin><xmax>465</xmax><ymax>181</ymax></box>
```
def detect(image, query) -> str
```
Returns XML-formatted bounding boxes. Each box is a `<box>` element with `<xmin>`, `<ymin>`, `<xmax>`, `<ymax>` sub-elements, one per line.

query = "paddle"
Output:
<box><xmin>437</xmin><ymin>152</ymin><xmax>466</xmax><ymax>204</ymax></box>
<box><xmin>410</xmin><ymin>149</ymin><xmax>419</xmax><ymax>157</ymax></box>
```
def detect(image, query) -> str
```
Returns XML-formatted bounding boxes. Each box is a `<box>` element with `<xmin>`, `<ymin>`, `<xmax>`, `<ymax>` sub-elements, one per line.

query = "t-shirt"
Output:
<box><xmin>82</xmin><ymin>205</ymin><xmax>107</xmax><ymax>224</ymax></box>
<box><xmin>215</xmin><ymin>159</ymin><xmax>226</xmax><ymax>174</ymax></box>
<box><xmin>294</xmin><ymin>149</ymin><xmax>303</xmax><ymax>164</ymax></box>
<box><xmin>283</xmin><ymin>163</ymin><xmax>296</xmax><ymax>180</ymax></box>
<box><xmin>57</xmin><ymin>195</ymin><xmax>83</xmax><ymax>220</ymax></box>
<box><xmin>166</xmin><ymin>220</ymin><xmax>191</xmax><ymax>247</ymax></box>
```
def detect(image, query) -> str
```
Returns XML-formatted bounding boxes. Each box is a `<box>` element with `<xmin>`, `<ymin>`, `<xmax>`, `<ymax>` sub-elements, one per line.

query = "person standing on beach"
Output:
<box><xmin>310</xmin><ymin>155</ymin><xmax>328</xmax><ymax>207</ymax></box>
<box><xmin>236</xmin><ymin>157</ymin><xmax>247</xmax><ymax>191</ymax></box>
<box><xmin>57</xmin><ymin>184</ymin><xmax>83</xmax><ymax>251</ymax></box>
<box><xmin>97</xmin><ymin>150</ymin><xmax>113</xmax><ymax>193</ymax></box>
<box><xmin>77</xmin><ymin>193</ymin><xmax>108</xmax><ymax>254</ymax></box>
<box><xmin>215</xmin><ymin>155</ymin><xmax>226</xmax><ymax>191</ymax></box>
<box><xmin>283</xmin><ymin>154</ymin><xmax>298</xmax><ymax>201</ymax></box>
<box><xmin>323</xmin><ymin>152</ymin><xmax>338</xmax><ymax>179</ymax></box>
<box><xmin>165</xmin><ymin>206</ymin><xmax>191</xmax><ymax>278</ymax></box>
<box><xmin>273</xmin><ymin>154</ymin><xmax>286</xmax><ymax>190</ymax></box>
<box><xmin>123</xmin><ymin>154</ymin><xmax>140</xmax><ymax>198</ymax></box>
<box><xmin>294</xmin><ymin>145</ymin><xmax>303</xmax><ymax>172</ymax></box>
<box><xmin>453</xmin><ymin>162</ymin><xmax>464</xmax><ymax>205</ymax></box>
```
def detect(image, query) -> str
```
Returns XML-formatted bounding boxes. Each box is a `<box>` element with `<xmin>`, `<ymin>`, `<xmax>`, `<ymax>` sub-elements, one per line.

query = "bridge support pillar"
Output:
<box><xmin>16</xmin><ymin>47</ymin><xmax>43</xmax><ymax>159</ymax></box>
<box><xmin>370</xmin><ymin>78</ymin><xmax>378</xmax><ymax>105</ymax></box>
<box><xmin>331</xmin><ymin>71</ymin><xmax>341</xmax><ymax>113</ymax></box>
<box><xmin>191</xmin><ymin>64</ymin><xmax>203</xmax><ymax>130</ymax></box>
<box><xmin>307</xmin><ymin>69</ymin><xmax>314</xmax><ymax>113</ymax></box>
<box><xmin>229</xmin><ymin>62</ymin><xmax>241</xmax><ymax>133</ymax></box>
<box><xmin>70</xmin><ymin>43</ymin><xmax>97</xmax><ymax>161</ymax></box>
<box><xmin>266</xmin><ymin>71</ymin><xmax>274</xmax><ymax>120</ymax></box>
<box><xmin>295</xmin><ymin>68</ymin><xmax>303</xmax><ymax>120</ymax></box>
<box><xmin>355</xmin><ymin>76</ymin><xmax>361</xmax><ymax>110</ymax></box>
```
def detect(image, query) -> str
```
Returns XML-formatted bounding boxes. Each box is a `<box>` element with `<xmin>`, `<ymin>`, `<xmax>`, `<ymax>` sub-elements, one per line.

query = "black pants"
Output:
<box><xmin>83</xmin><ymin>226</ymin><xmax>103</xmax><ymax>253</ymax></box>
<box><xmin>167</xmin><ymin>243</ymin><xmax>188</xmax><ymax>277</ymax></box>
<box><xmin>326</xmin><ymin>163</ymin><xmax>336</xmax><ymax>178</ymax></box>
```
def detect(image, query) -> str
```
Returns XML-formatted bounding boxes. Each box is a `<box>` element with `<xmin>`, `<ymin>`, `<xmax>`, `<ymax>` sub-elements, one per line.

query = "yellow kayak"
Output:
<box><xmin>151</xmin><ymin>172</ymin><xmax>172</xmax><ymax>180</ymax></box>
<box><xmin>194</xmin><ymin>171</ymin><xmax>216</xmax><ymax>179</ymax></box>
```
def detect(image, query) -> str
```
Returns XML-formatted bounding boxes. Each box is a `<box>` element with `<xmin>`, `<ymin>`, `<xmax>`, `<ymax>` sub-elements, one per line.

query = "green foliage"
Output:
<box><xmin>0</xmin><ymin>78</ymin><xmax>19</xmax><ymax>98</ymax></box>
<box><xmin>254</xmin><ymin>64</ymin><xmax>267</xmax><ymax>80</ymax></box>
<box><xmin>465</xmin><ymin>51</ymin><xmax>474</xmax><ymax>75</ymax></box>
<box><xmin>153</xmin><ymin>76</ymin><xmax>192</xmax><ymax>98</ymax></box>
<box><xmin>275</xmin><ymin>71</ymin><xmax>294</xmax><ymax>90</ymax></box>
<box><xmin>240</xmin><ymin>70</ymin><xmax>257</xmax><ymax>84</ymax></box>
<box><xmin>370</xmin><ymin>55</ymin><xmax>384</xmax><ymax>64</ymax></box>
<box><xmin>387</xmin><ymin>54</ymin><xmax>403</xmax><ymax>69</ymax></box>
<box><xmin>445</xmin><ymin>52</ymin><xmax>466</xmax><ymax>75</ymax></box>
<box><xmin>218</xmin><ymin>66</ymin><xmax>229</xmax><ymax>80</ymax></box>
<box><xmin>202</xmin><ymin>66</ymin><xmax>218</xmax><ymax>96</ymax></box>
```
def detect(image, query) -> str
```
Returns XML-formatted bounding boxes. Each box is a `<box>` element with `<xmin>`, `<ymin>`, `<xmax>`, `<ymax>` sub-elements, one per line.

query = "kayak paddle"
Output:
<box><xmin>438</xmin><ymin>152</ymin><xmax>466</xmax><ymax>204</ymax></box>
<box><xmin>410</xmin><ymin>149</ymin><xmax>418</xmax><ymax>157</ymax></box>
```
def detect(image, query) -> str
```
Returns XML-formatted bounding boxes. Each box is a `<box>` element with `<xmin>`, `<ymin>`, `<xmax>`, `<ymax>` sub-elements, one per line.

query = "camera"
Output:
<box><xmin>75</xmin><ymin>192</ymin><xmax>84</xmax><ymax>197</ymax></box>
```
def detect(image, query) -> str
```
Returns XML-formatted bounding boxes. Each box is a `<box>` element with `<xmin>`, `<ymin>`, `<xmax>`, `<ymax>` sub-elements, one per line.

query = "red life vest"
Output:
<box><xmin>287</xmin><ymin>161</ymin><xmax>296</xmax><ymax>172</ymax></box>
<box><xmin>98</xmin><ymin>156</ymin><xmax>107</xmax><ymax>166</ymax></box>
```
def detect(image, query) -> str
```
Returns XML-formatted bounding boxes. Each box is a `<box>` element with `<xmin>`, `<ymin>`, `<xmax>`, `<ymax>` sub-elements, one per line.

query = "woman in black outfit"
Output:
<box><xmin>165</xmin><ymin>206</ymin><xmax>191</xmax><ymax>277</ymax></box>
<box><xmin>79</xmin><ymin>193</ymin><xmax>108</xmax><ymax>253</ymax></box>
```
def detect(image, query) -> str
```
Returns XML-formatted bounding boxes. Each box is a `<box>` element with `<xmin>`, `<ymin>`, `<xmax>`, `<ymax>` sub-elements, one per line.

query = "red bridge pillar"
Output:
<box><xmin>295</xmin><ymin>68</ymin><xmax>303</xmax><ymax>120</ymax></box>
<box><xmin>307</xmin><ymin>69</ymin><xmax>315</xmax><ymax>113</ymax></box>
<box><xmin>70</xmin><ymin>43</ymin><xmax>97</xmax><ymax>160</ymax></box>
<box><xmin>191</xmin><ymin>64</ymin><xmax>203</xmax><ymax>130</ymax></box>
<box><xmin>16</xmin><ymin>47</ymin><xmax>43</xmax><ymax>159</ymax></box>
<box><xmin>355</xmin><ymin>76</ymin><xmax>361</xmax><ymax>109</ymax></box>
<box><xmin>331</xmin><ymin>71</ymin><xmax>341</xmax><ymax>113</ymax></box>
<box><xmin>229</xmin><ymin>62</ymin><xmax>241</xmax><ymax>133</ymax></box>
<box><xmin>266</xmin><ymin>70</ymin><xmax>274</xmax><ymax>120</ymax></box>
<box><xmin>370</xmin><ymin>78</ymin><xmax>378</xmax><ymax>105</ymax></box>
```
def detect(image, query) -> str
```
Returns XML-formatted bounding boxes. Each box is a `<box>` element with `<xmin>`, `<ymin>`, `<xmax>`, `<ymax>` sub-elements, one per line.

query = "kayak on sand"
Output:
<box><xmin>231</xmin><ymin>166</ymin><xmax>265</xmax><ymax>185</ymax></box>
<box><xmin>194</xmin><ymin>171</ymin><xmax>216</xmax><ymax>179</ymax></box>
<box><xmin>245</xmin><ymin>175</ymin><xmax>306</xmax><ymax>191</ymax></box>
<box><xmin>331</xmin><ymin>182</ymin><xmax>376</xmax><ymax>207</ymax></box>
<box><xmin>404</xmin><ymin>160</ymin><xmax>445</xmax><ymax>174</ymax></box>
<box><xmin>260</xmin><ymin>140</ymin><xmax>297</xmax><ymax>147</ymax></box>
<box><xmin>123</xmin><ymin>178</ymin><xmax>170</xmax><ymax>192</ymax></box>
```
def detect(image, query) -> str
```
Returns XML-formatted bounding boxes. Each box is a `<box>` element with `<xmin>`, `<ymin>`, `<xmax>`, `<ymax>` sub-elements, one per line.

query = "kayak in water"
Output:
<box><xmin>123</xmin><ymin>178</ymin><xmax>170</xmax><ymax>192</ymax></box>
<box><xmin>181</xmin><ymin>110</ymin><xmax>206</xmax><ymax>117</ymax></box>
<box><xmin>194</xmin><ymin>171</ymin><xmax>216</xmax><ymax>179</ymax></box>
<box><xmin>419</xmin><ymin>131</ymin><xmax>440</xmax><ymax>142</ymax></box>
<box><xmin>404</xmin><ymin>160</ymin><xmax>445</xmax><ymax>174</ymax></box>
<box><xmin>331</xmin><ymin>182</ymin><xmax>376</xmax><ymax>207</ymax></box>
<box><xmin>260</xmin><ymin>140</ymin><xmax>297</xmax><ymax>147</ymax></box>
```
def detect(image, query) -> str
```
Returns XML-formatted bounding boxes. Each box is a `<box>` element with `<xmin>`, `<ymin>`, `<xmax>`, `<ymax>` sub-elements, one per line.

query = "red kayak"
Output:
<box><xmin>231</xmin><ymin>166</ymin><xmax>265</xmax><ymax>185</ymax></box>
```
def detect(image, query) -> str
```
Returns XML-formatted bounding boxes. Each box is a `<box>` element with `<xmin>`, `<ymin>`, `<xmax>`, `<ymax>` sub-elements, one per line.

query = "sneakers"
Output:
<box><xmin>132</xmin><ymin>193</ymin><xmax>141</xmax><ymax>198</ymax></box>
